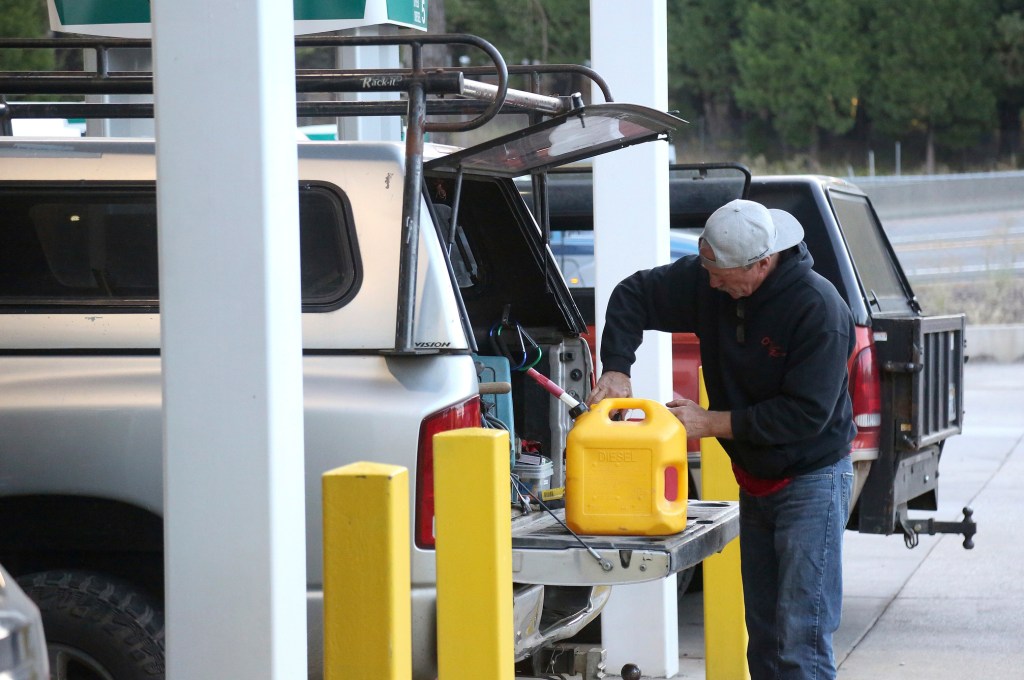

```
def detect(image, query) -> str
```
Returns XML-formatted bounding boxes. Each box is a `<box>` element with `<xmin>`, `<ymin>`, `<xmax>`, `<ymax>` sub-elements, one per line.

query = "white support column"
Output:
<box><xmin>591</xmin><ymin>2</ymin><xmax>677</xmax><ymax>678</ymax></box>
<box><xmin>152</xmin><ymin>1</ymin><xmax>307</xmax><ymax>678</ymax></box>
<box><xmin>336</xmin><ymin>26</ymin><xmax>403</xmax><ymax>141</ymax></box>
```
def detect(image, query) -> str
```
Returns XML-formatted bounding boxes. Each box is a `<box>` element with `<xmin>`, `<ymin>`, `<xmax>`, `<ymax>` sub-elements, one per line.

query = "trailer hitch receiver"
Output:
<box><xmin>898</xmin><ymin>506</ymin><xmax>976</xmax><ymax>550</ymax></box>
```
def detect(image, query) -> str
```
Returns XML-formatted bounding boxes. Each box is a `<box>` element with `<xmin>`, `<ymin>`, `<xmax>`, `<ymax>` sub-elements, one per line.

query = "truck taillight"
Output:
<box><xmin>414</xmin><ymin>396</ymin><xmax>481</xmax><ymax>549</ymax></box>
<box><xmin>849</xmin><ymin>342</ymin><xmax>882</xmax><ymax>458</ymax></box>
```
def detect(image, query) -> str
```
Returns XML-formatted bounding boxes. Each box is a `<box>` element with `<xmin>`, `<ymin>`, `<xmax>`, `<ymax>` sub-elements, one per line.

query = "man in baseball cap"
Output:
<box><xmin>701</xmin><ymin>198</ymin><xmax>805</xmax><ymax>267</ymax></box>
<box><xmin>590</xmin><ymin>198</ymin><xmax>856</xmax><ymax>680</ymax></box>
<box><xmin>696</xmin><ymin>198</ymin><xmax>805</xmax><ymax>299</ymax></box>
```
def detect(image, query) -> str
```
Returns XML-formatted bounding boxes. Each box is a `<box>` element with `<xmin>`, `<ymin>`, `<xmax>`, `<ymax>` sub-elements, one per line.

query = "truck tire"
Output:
<box><xmin>17</xmin><ymin>570</ymin><xmax>165</xmax><ymax>680</ymax></box>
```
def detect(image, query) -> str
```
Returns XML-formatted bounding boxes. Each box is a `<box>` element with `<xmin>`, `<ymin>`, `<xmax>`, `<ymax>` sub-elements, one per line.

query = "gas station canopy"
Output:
<box><xmin>47</xmin><ymin>0</ymin><xmax>428</xmax><ymax>38</ymax></box>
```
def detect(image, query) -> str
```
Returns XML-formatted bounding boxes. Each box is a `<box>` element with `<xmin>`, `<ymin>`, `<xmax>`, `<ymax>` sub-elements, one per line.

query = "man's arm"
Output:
<box><xmin>599</xmin><ymin>257</ymin><xmax>702</xmax><ymax>376</ymax></box>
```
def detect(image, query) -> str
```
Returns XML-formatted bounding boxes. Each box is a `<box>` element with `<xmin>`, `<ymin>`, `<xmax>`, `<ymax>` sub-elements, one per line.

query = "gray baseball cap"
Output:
<box><xmin>699</xmin><ymin>199</ymin><xmax>804</xmax><ymax>268</ymax></box>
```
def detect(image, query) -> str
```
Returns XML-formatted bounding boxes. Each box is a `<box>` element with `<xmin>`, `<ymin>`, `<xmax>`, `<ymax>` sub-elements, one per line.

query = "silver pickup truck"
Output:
<box><xmin>0</xmin><ymin>34</ymin><xmax>737</xmax><ymax>680</ymax></box>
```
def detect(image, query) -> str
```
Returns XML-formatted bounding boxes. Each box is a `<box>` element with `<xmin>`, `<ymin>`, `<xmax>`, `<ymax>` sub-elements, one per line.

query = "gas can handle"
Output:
<box><xmin>592</xmin><ymin>397</ymin><xmax>660</xmax><ymax>423</ymax></box>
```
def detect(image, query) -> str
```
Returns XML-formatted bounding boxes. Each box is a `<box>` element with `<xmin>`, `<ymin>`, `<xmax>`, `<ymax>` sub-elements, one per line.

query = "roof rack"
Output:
<box><xmin>0</xmin><ymin>34</ymin><xmax>613</xmax><ymax>127</ymax></box>
<box><xmin>0</xmin><ymin>32</ymin><xmax>619</xmax><ymax>354</ymax></box>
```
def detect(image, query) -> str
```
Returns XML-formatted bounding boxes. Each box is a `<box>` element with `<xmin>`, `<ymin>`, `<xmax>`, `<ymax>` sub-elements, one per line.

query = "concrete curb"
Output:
<box><xmin>967</xmin><ymin>324</ymin><xmax>1024</xmax><ymax>363</ymax></box>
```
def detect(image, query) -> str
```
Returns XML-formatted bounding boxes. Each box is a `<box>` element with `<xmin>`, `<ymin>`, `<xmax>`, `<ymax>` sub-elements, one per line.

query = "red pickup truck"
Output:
<box><xmin>529</xmin><ymin>164</ymin><xmax>975</xmax><ymax>549</ymax></box>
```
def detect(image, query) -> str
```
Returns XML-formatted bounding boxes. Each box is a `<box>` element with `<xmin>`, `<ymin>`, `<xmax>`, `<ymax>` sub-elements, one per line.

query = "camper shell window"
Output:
<box><xmin>0</xmin><ymin>182</ymin><xmax>360</xmax><ymax>311</ymax></box>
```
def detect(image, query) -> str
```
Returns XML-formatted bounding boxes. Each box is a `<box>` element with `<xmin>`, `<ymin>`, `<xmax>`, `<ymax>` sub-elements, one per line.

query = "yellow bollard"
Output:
<box><xmin>322</xmin><ymin>462</ymin><xmax>411</xmax><ymax>680</ymax></box>
<box><xmin>434</xmin><ymin>428</ymin><xmax>514</xmax><ymax>680</ymax></box>
<box><xmin>700</xmin><ymin>367</ymin><xmax>750</xmax><ymax>680</ymax></box>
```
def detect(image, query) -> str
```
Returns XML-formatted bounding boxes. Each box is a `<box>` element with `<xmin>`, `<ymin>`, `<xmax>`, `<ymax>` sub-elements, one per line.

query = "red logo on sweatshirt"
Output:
<box><xmin>762</xmin><ymin>336</ymin><xmax>786</xmax><ymax>358</ymax></box>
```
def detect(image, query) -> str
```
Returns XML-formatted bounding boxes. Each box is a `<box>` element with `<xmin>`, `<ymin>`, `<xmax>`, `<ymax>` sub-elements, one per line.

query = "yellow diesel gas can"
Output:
<box><xmin>565</xmin><ymin>398</ymin><xmax>688</xmax><ymax>536</ymax></box>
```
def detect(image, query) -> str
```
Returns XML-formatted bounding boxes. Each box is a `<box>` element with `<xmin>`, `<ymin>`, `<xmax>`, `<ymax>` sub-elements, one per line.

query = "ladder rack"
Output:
<box><xmin>0</xmin><ymin>34</ymin><xmax>612</xmax><ymax>127</ymax></box>
<box><xmin>0</xmin><ymin>33</ymin><xmax>616</xmax><ymax>354</ymax></box>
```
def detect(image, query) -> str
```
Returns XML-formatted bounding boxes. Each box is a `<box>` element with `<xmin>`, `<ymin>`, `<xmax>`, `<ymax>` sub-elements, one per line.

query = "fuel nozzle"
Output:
<box><xmin>525</xmin><ymin>368</ymin><xmax>589</xmax><ymax>420</ymax></box>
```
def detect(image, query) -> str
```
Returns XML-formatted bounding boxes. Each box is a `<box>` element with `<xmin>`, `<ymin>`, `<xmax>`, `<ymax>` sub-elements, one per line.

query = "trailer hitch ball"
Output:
<box><xmin>620</xmin><ymin>663</ymin><xmax>642</xmax><ymax>680</ymax></box>
<box><xmin>960</xmin><ymin>506</ymin><xmax>975</xmax><ymax>549</ymax></box>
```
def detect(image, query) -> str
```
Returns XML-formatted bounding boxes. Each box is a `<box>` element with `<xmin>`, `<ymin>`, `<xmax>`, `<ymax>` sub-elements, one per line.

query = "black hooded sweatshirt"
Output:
<box><xmin>600</xmin><ymin>243</ymin><xmax>856</xmax><ymax>479</ymax></box>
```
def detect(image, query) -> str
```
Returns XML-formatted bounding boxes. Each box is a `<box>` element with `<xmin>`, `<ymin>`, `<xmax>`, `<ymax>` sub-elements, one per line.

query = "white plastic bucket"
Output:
<box><xmin>513</xmin><ymin>457</ymin><xmax>553</xmax><ymax>499</ymax></box>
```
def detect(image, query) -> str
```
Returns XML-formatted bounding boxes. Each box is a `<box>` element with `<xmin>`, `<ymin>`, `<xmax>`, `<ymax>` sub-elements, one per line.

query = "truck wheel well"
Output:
<box><xmin>0</xmin><ymin>494</ymin><xmax>164</xmax><ymax>601</ymax></box>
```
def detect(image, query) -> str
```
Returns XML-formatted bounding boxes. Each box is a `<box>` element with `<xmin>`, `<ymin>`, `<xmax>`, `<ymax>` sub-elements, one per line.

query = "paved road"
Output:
<box><xmin>676</xmin><ymin>360</ymin><xmax>1024</xmax><ymax>679</ymax></box>
<box><xmin>885</xmin><ymin>210</ymin><xmax>1024</xmax><ymax>283</ymax></box>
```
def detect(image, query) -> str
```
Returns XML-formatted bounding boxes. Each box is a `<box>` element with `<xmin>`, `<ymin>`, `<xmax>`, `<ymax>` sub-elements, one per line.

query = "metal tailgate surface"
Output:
<box><xmin>510</xmin><ymin>500</ymin><xmax>738</xmax><ymax>586</ymax></box>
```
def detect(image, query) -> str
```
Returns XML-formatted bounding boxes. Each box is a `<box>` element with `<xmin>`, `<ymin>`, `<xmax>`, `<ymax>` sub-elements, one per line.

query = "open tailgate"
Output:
<box><xmin>510</xmin><ymin>500</ymin><xmax>738</xmax><ymax>586</ymax></box>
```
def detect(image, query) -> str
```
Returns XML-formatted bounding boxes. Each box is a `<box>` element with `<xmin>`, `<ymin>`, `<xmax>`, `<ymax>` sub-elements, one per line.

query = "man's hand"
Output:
<box><xmin>588</xmin><ymin>371</ymin><xmax>632</xmax><ymax>406</ymax></box>
<box><xmin>666</xmin><ymin>398</ymin><xmax>733</xmax><ymax>440</ymax></box>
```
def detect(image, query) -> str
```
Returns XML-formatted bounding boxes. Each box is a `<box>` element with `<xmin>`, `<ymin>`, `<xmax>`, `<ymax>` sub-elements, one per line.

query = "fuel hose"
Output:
<box><xmin>525</xmin><ymin>367</ymin><xmax>589</xmax><ymax>419</ymax></box>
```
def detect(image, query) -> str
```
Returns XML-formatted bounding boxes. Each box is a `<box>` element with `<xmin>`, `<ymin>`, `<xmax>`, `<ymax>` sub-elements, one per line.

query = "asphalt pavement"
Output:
<box><xmin>674</xmin><ymin>359</ymin><xmax>1024</xmax><ymax>679</ymax></box>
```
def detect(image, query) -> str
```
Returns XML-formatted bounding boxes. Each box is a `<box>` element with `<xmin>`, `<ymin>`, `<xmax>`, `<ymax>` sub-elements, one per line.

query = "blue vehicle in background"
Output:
<box><xmin>547</xmin><ymin>229</ymin><xmax>700</xmax><ymax>287</ymax></box>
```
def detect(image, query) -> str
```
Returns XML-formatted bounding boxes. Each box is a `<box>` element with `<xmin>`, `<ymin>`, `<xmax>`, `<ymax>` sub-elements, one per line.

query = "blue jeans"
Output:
<box><xmin>739</xmin><ymin>455</ymin><xmax>854</xmax><ymax>680</ymax></box>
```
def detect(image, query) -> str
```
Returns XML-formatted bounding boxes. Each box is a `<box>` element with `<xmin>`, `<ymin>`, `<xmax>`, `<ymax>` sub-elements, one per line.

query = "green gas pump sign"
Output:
<box><xmin>48</xmin><ymin>0</ymin><xmax>427</xmax><ymax>38</ymax></box>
